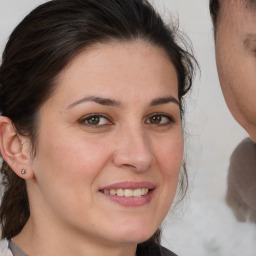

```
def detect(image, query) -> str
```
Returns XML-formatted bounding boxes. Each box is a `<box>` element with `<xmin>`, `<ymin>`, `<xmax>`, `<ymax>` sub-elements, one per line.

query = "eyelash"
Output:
<box><xmin>79</xmin><ymin>113</ymin><xmax>175</xmax><ymax>128</ymax></box>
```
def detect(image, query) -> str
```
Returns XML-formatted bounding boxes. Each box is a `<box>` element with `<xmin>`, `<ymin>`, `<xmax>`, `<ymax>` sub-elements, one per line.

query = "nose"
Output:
<box><xmin>112</xmin><ymin>126</ymin><xmax>155</xmax><ymax>172</ymax></box>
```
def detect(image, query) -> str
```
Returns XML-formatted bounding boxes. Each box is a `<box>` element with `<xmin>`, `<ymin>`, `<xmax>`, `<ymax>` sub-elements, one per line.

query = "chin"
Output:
<box><xmin>109</xmin><ymin>225</ymin><xmax>158</xmax><ymax>245</ymax></box>
<box><xmin>234</xmin><ymin>115</ymin><xmax>256</xmax><ymax>143</ymax></box>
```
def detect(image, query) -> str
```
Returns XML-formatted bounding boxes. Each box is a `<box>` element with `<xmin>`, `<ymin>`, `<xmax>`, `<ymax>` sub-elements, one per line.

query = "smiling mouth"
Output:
<box><xmin>102</xmin><ymin>188</ymin><xmax>150</xmax><ymax>197</ymax></box>
<box><xmin>99</xmin><ymin>182</ymin><xmax>155</xmax><ymax>206</ymax></box>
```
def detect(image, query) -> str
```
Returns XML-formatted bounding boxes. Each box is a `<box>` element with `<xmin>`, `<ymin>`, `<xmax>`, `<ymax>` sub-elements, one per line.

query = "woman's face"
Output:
<box><xmin>27</xmin><ymin>41</ymin><xmax>183</xmax><ymax>247</ymax></box>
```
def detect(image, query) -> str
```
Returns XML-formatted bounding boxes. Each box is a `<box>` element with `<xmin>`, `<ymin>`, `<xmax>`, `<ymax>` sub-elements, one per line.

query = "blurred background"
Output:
<box><xmin>0</xmin><ymin>0</ymin><xmax>255</xmax><ymax>255</ymax></box>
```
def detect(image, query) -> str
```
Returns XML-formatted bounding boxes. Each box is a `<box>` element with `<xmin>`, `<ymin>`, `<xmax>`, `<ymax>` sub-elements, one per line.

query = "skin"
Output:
<box><xmin>215</xmin><ymin>0</ymin><xmax>256</xmax><ymax>142</ymax></box>
<box><xmin>4</xmin><ymin>41</ymin><xmax>183</xmax><ymax>256</ymax></box>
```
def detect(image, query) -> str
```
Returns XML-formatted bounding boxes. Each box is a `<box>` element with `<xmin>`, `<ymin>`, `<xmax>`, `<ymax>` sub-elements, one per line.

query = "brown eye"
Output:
<box><xmin>149</xmin><ymin>115</ymin><xmax>162</xmax><ymax>124</ymax></box>
<box><xmin>146</xmin><ymin>114</ymin><xmax>173</xmax><ymax>125</ymax></box>
<box><xmin>87</xmin><ymin>116</ymin><xmax>100</xmax><ymax>125</ymax></box>
<box><xmin>80</xmin><ymin>115</ymin><xmax>111</xmax><ymax>127</ymax></box>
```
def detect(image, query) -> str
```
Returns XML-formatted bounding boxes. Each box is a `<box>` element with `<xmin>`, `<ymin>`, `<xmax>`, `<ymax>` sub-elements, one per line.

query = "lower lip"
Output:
<box><xmin>100</xmin><ymin>190</ymin><xmax>154</xmax><ymax>207</ymax></box>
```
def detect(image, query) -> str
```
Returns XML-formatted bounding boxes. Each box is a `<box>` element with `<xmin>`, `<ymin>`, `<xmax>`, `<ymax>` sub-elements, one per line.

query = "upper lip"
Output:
<box><xmin>99</xmin><ymin>181</ymin><xmax>155</xmax><ymax>190</ymax></box>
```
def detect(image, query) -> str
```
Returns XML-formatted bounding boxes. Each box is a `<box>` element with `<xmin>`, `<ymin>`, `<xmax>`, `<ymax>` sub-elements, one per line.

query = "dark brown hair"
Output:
<box><xmin>0</xmin><ymin>0</ymin><xmax>196</xmax><ymax>248</ymax></box>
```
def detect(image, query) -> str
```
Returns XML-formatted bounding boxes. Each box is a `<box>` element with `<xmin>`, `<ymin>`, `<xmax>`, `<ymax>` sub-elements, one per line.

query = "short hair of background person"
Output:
<box><xmin>209</xmin><ymin>0</ymin><xmax>220</xmax><ymax>34</ymax></box>
<box><xmin>209</xmin><ymin>0</ymin><xmax>256</xmax><ymax>142</ymax></box>
<box><xmin>0</xmin><ymin>0</ymin><xmax>196</xmax><ymax>253</ymax></box>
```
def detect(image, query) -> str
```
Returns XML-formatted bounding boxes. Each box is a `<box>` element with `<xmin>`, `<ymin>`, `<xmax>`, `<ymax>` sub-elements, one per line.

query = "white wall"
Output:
<box><xmin>1</xmin><ymin>1</ymin><xmax>255</xmax><ymax>255</ymax></box>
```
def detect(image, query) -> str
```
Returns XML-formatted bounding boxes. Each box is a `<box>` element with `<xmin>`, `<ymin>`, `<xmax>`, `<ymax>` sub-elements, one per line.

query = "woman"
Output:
<box><xmin>0</xmin><ymin>0</ymin><xmax>196</xmax><ymax>255</ymax></box>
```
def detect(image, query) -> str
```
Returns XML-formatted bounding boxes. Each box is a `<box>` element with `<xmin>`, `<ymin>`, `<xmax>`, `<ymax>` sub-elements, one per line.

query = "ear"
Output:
<box><xmin>0</xmin><ymin>116</ymin><xmax>34</xmax><ymax>179</ymax></box>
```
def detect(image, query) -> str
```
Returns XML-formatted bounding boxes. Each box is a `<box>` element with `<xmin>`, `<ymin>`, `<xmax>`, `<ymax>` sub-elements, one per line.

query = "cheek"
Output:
<box><xmin>216</xmin><ymin>44</ymin><xmax>234</xmax><ymax>84</ymax></box>
<box><xmin>151</xmin><ymin>134</ymin><xmax>183</xmax><ymax>220</ymax></box>
<box><xmin>155</xmin><ymin>133</ymin><xmax>184</xmax><ymax>177</ymax></box>
<box><xmin>30</xmin><ymin>135</ymin><xmax>114</xmax><ymax>215</ymax></box>
<box><xmin>216</xmin><ymin>42</ymin><xmax>256</xmax><ymax>116</ymax></box>
<box><xmin>32</xmin><ymin>129</ymin><xmax>111</xmax><ymax>190</ymax></box>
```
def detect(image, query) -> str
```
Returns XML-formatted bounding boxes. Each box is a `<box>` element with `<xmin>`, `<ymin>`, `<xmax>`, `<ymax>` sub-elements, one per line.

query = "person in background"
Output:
<box><xmin>210</xmin><ymin>0</ymin><xmax>256</xmax><ymax>223</ymax></box>
<box><xmin>209</xmin><ymin>0</ymin><xmax>256</xmax><ymax>142</ymax></box>
<box><xmin>0</xmin><ymin>0</ymin><xmax>196</xmax><ymax>255</ymax></box>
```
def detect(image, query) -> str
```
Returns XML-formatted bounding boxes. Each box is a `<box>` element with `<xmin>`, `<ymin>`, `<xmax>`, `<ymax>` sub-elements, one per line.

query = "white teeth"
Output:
<box><xmin>124</xmin><ymin>189</ymin><xmax>133</xmax><ymax>197</ymax></box>
<box><xmin>117</xmin><ymin>189</ymin><xmax>124</xmax><ymax>196</ymax></box>
<box><xmin>141</xmin><ymin>188</ymin><xmax>148</xmax><ymax>195</ymax></box>
<box><xmin>110</xmin><ymin>189</ymin><xmax>116</xmax><ymax>195</ymax></box>
<box><xmin>103</xmin><ymin>188</ymin><xmax>149</xmax><ymax>197</ymax></box>
<box><xmin>133</xmin><ymin>189</ymin><xmax>142</xmax><ymax>197</ymax></box>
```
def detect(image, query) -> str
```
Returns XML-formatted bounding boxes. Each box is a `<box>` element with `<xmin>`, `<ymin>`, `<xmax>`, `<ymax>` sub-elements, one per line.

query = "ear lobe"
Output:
<box><xmin>0</xmin><ymin>116</ymin><xmax>34</xmax><ymax>179</ymax></box>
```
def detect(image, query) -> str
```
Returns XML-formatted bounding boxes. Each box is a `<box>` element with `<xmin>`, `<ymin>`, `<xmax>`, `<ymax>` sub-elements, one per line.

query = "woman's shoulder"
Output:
<box><xmin>159</xmin><ymin>244</ymin><xmax>178</xmax><ymax>256</ymax></box>
<box><xmin>0</xmin><ymin>239</ymin><xmax>13</xmax><ymax>256</ymax></box>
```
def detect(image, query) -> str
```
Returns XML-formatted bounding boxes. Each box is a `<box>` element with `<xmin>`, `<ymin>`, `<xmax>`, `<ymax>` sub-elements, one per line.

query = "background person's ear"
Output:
<box><xmin>0</xmin><ymin>116</ymin><xmax>34</xmax><ymax>179</ymax></box>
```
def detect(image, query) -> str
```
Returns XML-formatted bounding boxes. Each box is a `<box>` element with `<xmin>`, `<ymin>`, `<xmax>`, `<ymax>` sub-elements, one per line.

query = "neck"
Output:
<box><xmin>13</xmin><ymin>218</ymin><xmax>137</xmax><ymax>256</ymax></box>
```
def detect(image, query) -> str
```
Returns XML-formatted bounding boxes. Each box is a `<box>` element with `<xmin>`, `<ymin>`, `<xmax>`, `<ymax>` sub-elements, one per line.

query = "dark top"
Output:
<box><xmin>136</xmin><ymin>241</ymin><xmax>177</xmax><ymax>256</ymax></box>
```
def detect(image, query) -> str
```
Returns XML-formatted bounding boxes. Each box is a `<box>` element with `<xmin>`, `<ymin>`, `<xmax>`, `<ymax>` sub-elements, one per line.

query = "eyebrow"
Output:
<box><xmin>67</xmin><ymin>96</ymin><xmax>122</xmax><ymax>109</ymax></box>
<box><xmin>66</xmin><ymin>95</ymin><xmax>179</xmax><ymax>110</ymax></box>
<box><xmin>150</xmin><ymin>96</ymin><xmax>179</xmax><ymax>106</ymax></box>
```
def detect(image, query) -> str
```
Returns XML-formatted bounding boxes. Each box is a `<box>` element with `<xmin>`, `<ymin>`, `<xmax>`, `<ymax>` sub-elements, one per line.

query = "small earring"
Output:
<box><xmin>21</xmin><ymin>169</ymin><xmax>26</xmax><ymax>175</ymax></box>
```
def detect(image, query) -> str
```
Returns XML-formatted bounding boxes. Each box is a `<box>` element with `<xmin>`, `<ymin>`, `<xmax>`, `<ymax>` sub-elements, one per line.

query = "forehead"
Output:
<box><xmin>220</xmin><ymin>0</ymin><xmax>256</xmax><ymax>19</ymax></box>
<box><xmin>218</xmin><ymin>0</ymin><xmax>256</xmax><ymax>30</ymax></box>
<box><xmin>51</xmin><ymin>41</ymin><xmax>178</xmax><ymax>104</ymax></box>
